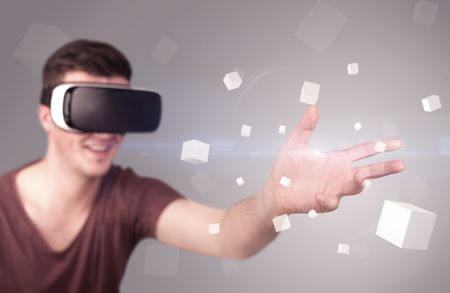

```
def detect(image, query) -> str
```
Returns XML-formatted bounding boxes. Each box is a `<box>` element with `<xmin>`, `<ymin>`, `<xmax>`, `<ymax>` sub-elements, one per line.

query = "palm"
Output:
<box><xmin>264</xmin><ymin>106</ymin><xmax>405</xmax><ymax>215</ymax></box>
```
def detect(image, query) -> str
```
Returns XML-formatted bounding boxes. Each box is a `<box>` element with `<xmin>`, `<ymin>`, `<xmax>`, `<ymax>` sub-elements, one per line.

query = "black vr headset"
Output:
<box><xmin>40</xmin><ymin>83</ymin><xmax>162</xmax><ymax>133</ymax></box>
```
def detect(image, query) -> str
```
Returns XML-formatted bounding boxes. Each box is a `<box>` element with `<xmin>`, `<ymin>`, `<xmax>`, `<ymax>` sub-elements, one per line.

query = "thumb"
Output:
<box><xmin>287</xmin><ymin>106</ymin><xmax>320</xmax><ymax>145</ymax></box>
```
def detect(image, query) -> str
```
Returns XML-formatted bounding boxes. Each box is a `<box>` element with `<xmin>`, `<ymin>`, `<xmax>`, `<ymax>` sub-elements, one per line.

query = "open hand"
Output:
<box><xmin>263</xmin><ymin>106</ymin><xmax>405</xmax><ymax>215</ymax></box>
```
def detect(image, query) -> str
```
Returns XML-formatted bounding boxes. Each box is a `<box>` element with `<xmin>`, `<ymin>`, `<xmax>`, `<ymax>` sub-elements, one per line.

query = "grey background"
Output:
<box><xmin>1</xmin><ymin>0</ymin><xmax>449</xmax><ymax>292</ymax></box>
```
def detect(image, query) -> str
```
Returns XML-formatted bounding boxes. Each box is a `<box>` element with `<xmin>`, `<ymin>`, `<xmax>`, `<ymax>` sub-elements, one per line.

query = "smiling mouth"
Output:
<box><xmin>84</xmin><ymin>144</ymin><xmax>114</xmax><ymax>154</ymax></box>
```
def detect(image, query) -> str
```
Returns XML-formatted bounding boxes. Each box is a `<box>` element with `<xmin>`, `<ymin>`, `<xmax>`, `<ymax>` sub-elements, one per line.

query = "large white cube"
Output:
<box><xmin>240</xmin><ymin>124</ymin><xmax>252</xmax><ymax>137</ymax></box>
<box><xmin>374</xmin><ymin>141</ymin><xmax>387</xmax><ymax>153</ymax></box>
<box><xmin>180</xmin><ymin>139</ymin><xmax>210</xmax><ymax>164</ymax></box>
<box><xmin>223</xmin><ymin>71</ymin><xmax>243</xmax><ymax>91</ymax></box>
<box><xmin>422</xmin><ymin>95</ymin><xmax>441</xmax><ymax>112</ymax></box>
<box><xmin>300</xmin><ymin>81</ymin><xmax>320</xmax><ymax>105</ymax></box>
<box><xmin>272</xmin><ymin>214</ymin><xmax>291</xmax><ymax>232</ymax></box>
<box><xmin>347</xmin><ymin>63</ymin><xmax>359</xmax><ymax>75</ymax></box>
<box><xmin>338</xmin><ymin>243</ymin><xmax>350</xmax><ymax>254</ymax></box>
<box><xmin>376</xmin><ymin>200</ymin><xmax>437</xmax><ymax>250</ymax></box>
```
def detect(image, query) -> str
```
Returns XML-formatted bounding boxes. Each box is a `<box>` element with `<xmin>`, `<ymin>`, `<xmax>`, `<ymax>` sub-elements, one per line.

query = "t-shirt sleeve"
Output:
<box><xmin>120</xmin><ymin>168</ymin><xmax>184</xmax><ymax>241</ymax></box>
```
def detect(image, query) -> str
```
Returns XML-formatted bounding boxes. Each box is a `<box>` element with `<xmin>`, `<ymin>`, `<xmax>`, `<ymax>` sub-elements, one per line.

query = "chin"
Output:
<box><xmin>82</xmin><ymin>161</ymin><xmax>113</xmax><ymax>178</ymax></box>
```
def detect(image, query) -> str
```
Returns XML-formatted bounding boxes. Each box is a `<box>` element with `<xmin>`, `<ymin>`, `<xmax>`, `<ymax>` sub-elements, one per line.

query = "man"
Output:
<box><xmin>0</xmin><ymin>40</ymin><xmax>405</xmax><ymax>292</ymax></box>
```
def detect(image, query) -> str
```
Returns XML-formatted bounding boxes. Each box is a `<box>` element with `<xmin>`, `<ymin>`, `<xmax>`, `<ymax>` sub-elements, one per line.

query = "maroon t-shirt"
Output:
<box><xmin>0</xmin><ymin>160</ymin><xmax>184</xmax><ymax>293</ymax></box>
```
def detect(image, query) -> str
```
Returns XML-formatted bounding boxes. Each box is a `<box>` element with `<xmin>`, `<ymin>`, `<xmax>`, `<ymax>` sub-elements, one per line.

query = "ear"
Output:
<box><xmin>38</xmin><ymin>104</ymin><xmax>53</xmax><ymax>133</ymax></box>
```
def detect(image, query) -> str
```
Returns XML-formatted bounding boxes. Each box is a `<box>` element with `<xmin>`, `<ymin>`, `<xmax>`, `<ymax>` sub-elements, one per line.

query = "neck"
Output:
<box><xmin>35</xmin><ymin>157</ymin><xmax>103</xmax><ymax>212</ymax></box>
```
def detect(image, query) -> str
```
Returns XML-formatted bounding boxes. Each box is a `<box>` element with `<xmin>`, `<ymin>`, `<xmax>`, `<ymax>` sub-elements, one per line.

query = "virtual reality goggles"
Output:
<box><xmin>40</xmin><ymin>83</ymin><xmax>162</xmax><ymax>133</ymax></box>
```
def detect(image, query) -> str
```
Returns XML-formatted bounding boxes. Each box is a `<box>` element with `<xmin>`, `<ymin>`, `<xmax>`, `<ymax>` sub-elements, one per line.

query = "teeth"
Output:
<box><xmin>86</xmin><ymin>144</ymin><xmax>113</xmax><ymax>152</ymax></box>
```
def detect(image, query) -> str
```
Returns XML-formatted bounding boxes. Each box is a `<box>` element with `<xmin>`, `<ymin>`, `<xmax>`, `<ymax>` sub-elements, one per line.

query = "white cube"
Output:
<box><xmin>240</xmin><ymin>124</ymin><xmax>252</xmax><ymax>137</ymax></box>
<box><xmin>300</xmin><ymin>81</ymin><xmax>320</xmax><ymax>105</ymax></box>
<box><xmin>347</xmin><ymin>63</ymin><xmax>359</xmax><ymax>75</ymax></box>
<box><xmin>338</xmin><ymin>243</ymin><xmax>350</xmax><ymax>254</ymax></box>
<box><xmin>272</xmin><ymin>214</ymin><xmax>291</xmax><ymax>232</ymax></box>
<box><xmin>152</xmin><ymin>36</ymin><xmax>179</xmax><ymax>64</ymax></box>
<box><xmin>376</xmin><ymin>200</ymin><xmax>437</xmax><ymax>250</ymax></box>
<box><xmin>236</xmin><ymin>177</ymin><xmax>245</xmax><ymax>186</ymax></box>
<box><xmin>180</xmin><ymin>139</ymin><xmax>210</xmax><ymax>164</ymax></box>
<box><xmin>308</xmin><ymin>209</ymin><xmax>318</xmax><ymax>219</ymax></box>
<box><xmin>223</xmin><ymin>71</ymin><xmax>243</xmax><ymax>91</ymax></box>
<box><xmin>353</xmin><ymin>122</ymin><xmax>362</xmax><ymax>131</ymax></box>
<box><xmin>422</xmin><ymin>95</ymin><xmax>441</xmax><ymax>112</ymax></box>
<box><xmin>374</xmin><ymin>141</ymin><xmax>387</xmax><ymax>153</ymax></box>
<box><xmin>208</xmin><ymin>223</ymin><xmax>221</xmax><ymax>235</ymax></box>
<box><xmin>279</xmin><ymin>176</ymin><xmax>292</xmax><ymax>187</ymax></box>
<box><xmin>278</xmin><ymin>125</ymin><xmax>286</xmax><ymax>134</ymax></box>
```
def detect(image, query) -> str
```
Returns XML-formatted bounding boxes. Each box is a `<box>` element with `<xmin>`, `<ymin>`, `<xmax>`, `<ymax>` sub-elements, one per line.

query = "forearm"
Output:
<box><xmin>217</xmin><ymin>188</ymin><xmax>280</xmax><ymax>259</ymax></box>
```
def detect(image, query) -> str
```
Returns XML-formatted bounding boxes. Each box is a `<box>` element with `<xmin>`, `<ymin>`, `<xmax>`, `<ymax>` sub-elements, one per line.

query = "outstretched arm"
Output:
<box><xmin>155</xmin><ymin>106</ymin><xmax>405</xmax><ymax>259</ymax></box>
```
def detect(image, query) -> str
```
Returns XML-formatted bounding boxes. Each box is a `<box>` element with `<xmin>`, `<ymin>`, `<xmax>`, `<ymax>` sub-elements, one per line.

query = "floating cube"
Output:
<box><xmin>347</xmin><ymin>63</ymin><xmax>359</xmax><ymax>75</ymax></box>
<box><xmin>300</xmin><ymin>81</ymin><xmax>320</xmax><ymax>105</ymax></box>
<box><xmin>180</xmin><ymin>139</ymin><xmax>210</xmax><ymax>164</ymax></box>
<box><xmin>353</xmin><ymin>122</ymin><xmax>362</xmax><ymax>131</ymax></box>
<box><xmin>374</xmin><ymin>141</ymin><xmax>387</xmax><ymax>153</ymax></box>
<box><xmin>294</xmin><ymin>0</ymin><xmax>347</xmax><ymax>53</ymax></box>
<box><xmin>236</xmin><ymin>177</ymin><xmax>245</xmax><ymax>186</ymax></box>
<box><xmin>222</xmin><ymin>259</ymin><xmax>240</xmax><ymax>276</ymax></box>
<box><xmin>362</xmin><ymin>179</ymin><xmax>371</xmax><ymax>188</ymax></box>
<box><xmin>152</xmin><ymin>36</ymin><xmax>178</xmax><ymax>64</ymax></box>
<box><xmin>144</xmin><ymin>242</ymin><xmax>180</xmax><ymax>277</ymax></box>
<box><xmin>376</xmin><ymin>200</ymin><xmax>437</xmax><ymax>250</ymax></box>
<box><xmin>190</xmin><ymin>170</ymin><xmax>215</xmax><ymax>194</ymax></box>
<box><xmin>278</xmin><ymin>125</ymin><xmax>286</xmax><ymax>134</ymax></box>
<box><xmin>272</xmin><ymin>214</ymin><xmax>291</xmax><ymax>232</ymax></box>
<box><xmin>14</xmin><ymin>23</ymin><xmax>71</xmax><ymax>74</ymax></box>
<box><xmin>338</xmin><ymin>243</ymin><xmax>350</xmax><ymax>254</ymax></box>
<box><xmin>413</xmin><ymin>1</ymin><xmax>439</xmax><ymax>26</ymax></box>
<box><xmin>308</xmin><ymin>209</ymin><xmax>318</xmax><ymax>219</ymax></box>
<box><xmin>223</xmin><ymin>71</ymin><xmax>243</xmax><ymax>91</ymax></box>
<box><xmin>279</xmin><ymin>176</ymin><xmax>292</xmax><ymax>187</ymax></box>
<box><xmin>208</xmin><ymin>223</ymin><xmax>221</xmax><ymax>235</ymax></box>
<box><xmin>240</xmin><ymin>124</ymin><xmax>252</xmax><ymax>137</ymax></box>
<box><xmin>422</xmin><ymin>95</ymin><xmax>441</xmax><ymax>112</ymax></box>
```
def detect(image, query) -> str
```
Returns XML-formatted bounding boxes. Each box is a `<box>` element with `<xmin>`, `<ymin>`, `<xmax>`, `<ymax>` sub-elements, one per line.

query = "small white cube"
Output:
<box><xmin>338</xmin><ymin>243</ymin><xmax>350</xmax><ymax>254</ymax></box>
<box><xmin>374</xmin><ymin>141</ymin><xmax>387</xmax><ymax>153</ymax></box>
<box><xmin>223</xmin><ymin>71</ymin><xmax>243</xmax><ymax>91</ymax></box>
<box><xmin>308</xmin><ymin>209</ymin><xmax>318</xmax><ymax>219</ymax></box>
<box><xmin>272</xmin><ymin>214</ymin><xmax>291</xmax><ymax>232</ymax></box>
<box><xmin>300</xmin><ymin>81</ymin><xmax>320</xmax><ymax>105</ymax></box>
<box><xmin>353</xmin><ymin>122</ymin><xmax>362</xmax><ymax>131</ymax></box>
<box><xmin>362</xmin><ymin>179</ymin><xmax>371</xmax><ymax>188</ymax></box>
<box><xmin>180</xmin><ymin>139</ymin><xmax>210</xmax><ymax>164</ymax></box>
<box><xmin>236</xmin><ymin>177</ymin><xmax>245</xmax><ymax>186</ymax></box>
<box><xmin>347</xmin><ymin>63</ymin><xmax>359</xmax><ymax>75</ymax></box>
<box><xmin>278</xmin><ymin>125</ymin><xmax>286</xmax><ymax>134</ymax></box>
<box><xmin>208</xmin><ymin>223</ymin><xmax>221</xmax><ymax>235</ymax></box>
<box><xmin>240</xmin><ymin>124</ymin><xmax>252</xmax><ymax>137</ymax></box>
<box><xmin>279</xmin><ymin>176</ymin><xmax>292</xmax><ymax>187</ymax></box>
<box><xmin>376</xmin><ymin>200</ymin><xmax>437</xmax><ymax>250</ymax></box>
<box><xmin>421</xmin><ymin>95</ymin><xmax>442</xmax><ymax>112</ymax></box>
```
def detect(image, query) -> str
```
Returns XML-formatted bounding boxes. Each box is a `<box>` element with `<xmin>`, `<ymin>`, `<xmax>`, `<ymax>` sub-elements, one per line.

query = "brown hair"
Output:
<box><xmin>40</xmin><ymin>39</ymin><xmax>132</xmax><ymax>105</ymax></box>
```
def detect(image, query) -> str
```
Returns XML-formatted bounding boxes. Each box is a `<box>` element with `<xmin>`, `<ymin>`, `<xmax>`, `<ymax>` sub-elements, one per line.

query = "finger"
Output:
<box><xmin>340</xmin><ymin>170</ymin><xmax>365</xmax><ymax>197</ymax></box>
<box><xmin>345</xmin><ymin>138</ymin><xmax>403</xmax><ymax>162</ymax></box>
<box><xmin>315</xmin><ymin>192</ymin><xmax>339</xmax><ymax>213</ymax></box>
<box><xmin>355</xmin><ymin>159</ymin><xmax>405</xmax><ymax>179</ymax></box>
<box><xmin>287</xmin><ymin>106</ymin><xmax>319</xmax><ymax>145</ymax></box>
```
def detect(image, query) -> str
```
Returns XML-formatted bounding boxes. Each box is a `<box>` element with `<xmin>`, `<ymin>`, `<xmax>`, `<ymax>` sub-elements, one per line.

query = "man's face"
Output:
<box><xmin>42</xmin><ymin>71</ymin><xmax>128</xmax><ymax>178</ymax></box>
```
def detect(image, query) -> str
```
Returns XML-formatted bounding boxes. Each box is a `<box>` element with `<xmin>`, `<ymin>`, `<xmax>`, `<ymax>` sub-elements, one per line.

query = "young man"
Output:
<box><xmin>0</xmin><ymin>40</ymin><xmax>405</xmax><ymax>292</ymax></box>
